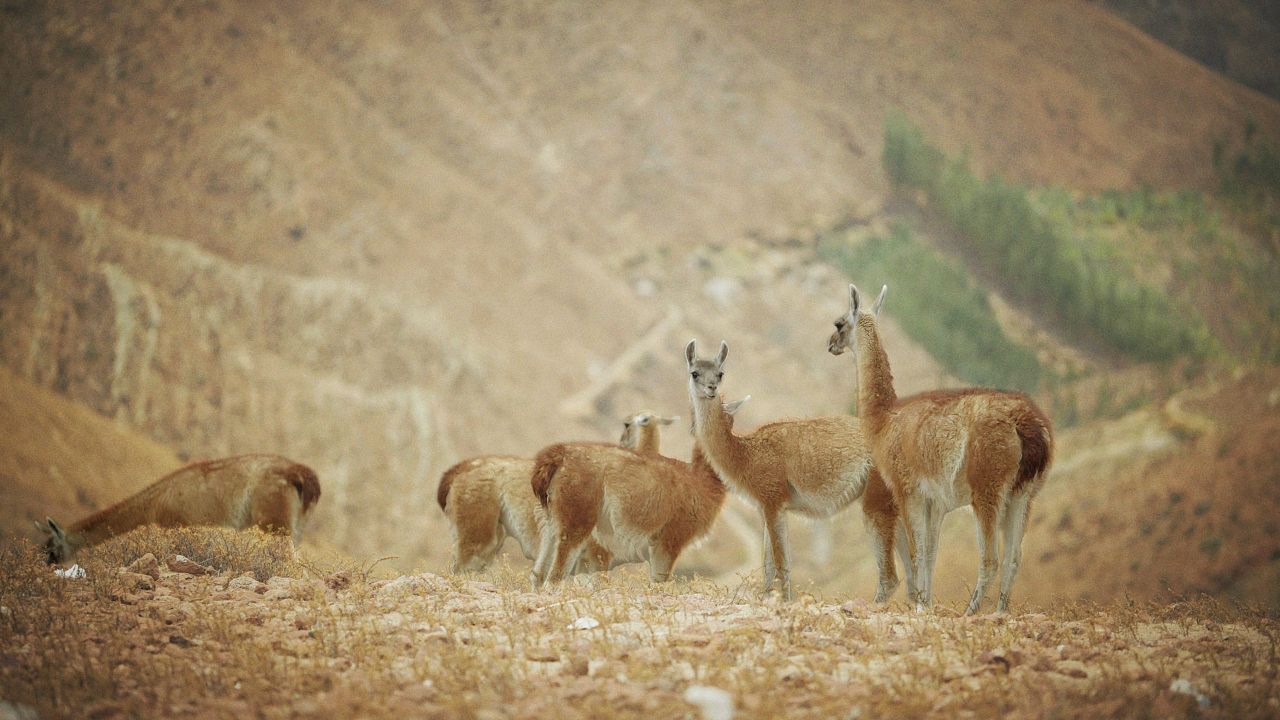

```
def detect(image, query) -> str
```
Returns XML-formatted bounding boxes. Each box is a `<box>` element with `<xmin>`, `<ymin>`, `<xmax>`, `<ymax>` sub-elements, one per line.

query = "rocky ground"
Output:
<box><xmin>0</xmin><ymin>529</ymin><xmax>1276</xmax><ymax>719</ymax></box>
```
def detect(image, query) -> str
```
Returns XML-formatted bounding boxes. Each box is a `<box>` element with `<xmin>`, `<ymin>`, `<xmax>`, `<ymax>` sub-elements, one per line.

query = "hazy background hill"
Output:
<box><xmin>2</xmin><ymin>0</ymin><xmax>1277</xmax><ymax>607</ymax></box>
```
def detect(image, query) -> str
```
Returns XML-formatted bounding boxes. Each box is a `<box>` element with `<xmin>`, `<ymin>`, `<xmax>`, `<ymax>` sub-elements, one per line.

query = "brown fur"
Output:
<box><xmin>532</xmin><ymin>441</ymin><xmax>727</xmax><ymax>587</ymax></box>
<box><xmin>686</xmin><ymin>340</ymin><xmax>873</xmax><ymax>600</ymax></box>
<box><xmin>530</xmin><ymin>445</ymin><xmax>565</xmax><ymax>508</ymax></box>
<box><xmin>39</xmin><ymin>454</ymin><xmax>321</xmax><ymax>563</ymax></box>
<box><xmin>437</xmin><ymin>454</ymin><xmax>611</xmax><ymax>575</ymax></box>
<box><xmin>437</xmin><ymin>459</ymin><xmax>469</xmax><ymax>511</ymax></box>
<box><xmin>831</xmin><ymin>283</ymin><xmax>1054</xmax><ymax>613</ymax></box>
<box><xmin>281</xmin><ymin>463</ymin><xmax>321</xmax><ymax>513</ymax></box>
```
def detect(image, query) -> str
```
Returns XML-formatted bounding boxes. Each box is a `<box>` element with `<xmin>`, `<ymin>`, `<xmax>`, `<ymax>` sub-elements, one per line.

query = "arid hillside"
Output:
<box><xmin>0</xmin><ymin>365</ymin><xmax>178</xmax><ymax>541</ymax></box>
<box><xmin>2</xmin><ymin>0</ymin><xmax>1279</xmax><ymax>587</ymax></box>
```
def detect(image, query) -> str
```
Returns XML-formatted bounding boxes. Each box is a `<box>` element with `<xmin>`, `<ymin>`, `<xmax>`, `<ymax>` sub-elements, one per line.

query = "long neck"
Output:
<box><xmin>636</xmin><ymin>426</ymin><xmax>661</xmax><ymax>455</ymax></box>
<box><xmin>689</xmin><ymin>390</ymin><xmax>748</xmax><ymax>481</ymax></box>
<box><xmin>68</xmin><ymin>491</ymin><xmax>156</xmax><ymax>550</ymax></box>
<box><xmin>856</xmin><ymin>316</ymin><xmax>897</xmax><ymax>432</ymax></box>
<box><xmin>690</xmin><ymin>443</ymin><xmax>725</xmax><ymax>490</ymax></box>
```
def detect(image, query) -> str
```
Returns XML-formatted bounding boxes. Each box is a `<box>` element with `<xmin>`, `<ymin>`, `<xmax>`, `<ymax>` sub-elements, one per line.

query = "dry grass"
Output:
<box><xmin>1</xmin><ymin>528</ymin><xmax>1277</xmax><ymax>719</ymax></box>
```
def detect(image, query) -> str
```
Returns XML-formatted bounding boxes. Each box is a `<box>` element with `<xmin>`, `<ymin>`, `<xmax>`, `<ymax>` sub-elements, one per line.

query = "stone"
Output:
<box><xmin>167</xmin><ymin>555</ymin><xmax>212</xmax><ymax>575</ymax></box>
<box><xmin>125</xmin><ymin>553</ymin><xmax>161</xmax><ymax>579</ymax></box>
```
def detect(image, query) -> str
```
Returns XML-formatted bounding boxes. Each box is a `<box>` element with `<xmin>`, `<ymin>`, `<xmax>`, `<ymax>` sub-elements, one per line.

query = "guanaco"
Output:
<box><xmin>530</xmin><ymin>400</ymin><xmax>745</xmax><ymax>587</ymax></box>
<box><xmin>37</xmin><ymin>454</ymin><xmax>321</xmax><ymax>564</ymax></box>
<box><xmin>829</xmin><ymin>284</ymin><xmax>1053</xmax><ymax>613</ymax></box>
<box><xmin>437</xmin><ymin>413</ymin><xmax>675</xmax><ymax>575</ymax></box>
<box><xmin>685</xmin><ymin>340</ymin><xmax>876</xmax><ymax>600</ymax></box>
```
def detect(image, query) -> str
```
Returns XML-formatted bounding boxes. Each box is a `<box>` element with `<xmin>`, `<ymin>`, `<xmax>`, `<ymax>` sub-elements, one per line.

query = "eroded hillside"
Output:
<box><xmin>1</xmin><ymin>0</ymin><xmax>1279</xmax><ymax>581</ymax></box>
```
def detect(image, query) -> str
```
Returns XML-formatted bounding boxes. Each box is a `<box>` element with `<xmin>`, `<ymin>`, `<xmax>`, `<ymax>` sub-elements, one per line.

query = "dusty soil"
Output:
<box><xmin>1</xmin><ymin>529</ymin><xmax>1276</xmax><ymax>720</ymax></box>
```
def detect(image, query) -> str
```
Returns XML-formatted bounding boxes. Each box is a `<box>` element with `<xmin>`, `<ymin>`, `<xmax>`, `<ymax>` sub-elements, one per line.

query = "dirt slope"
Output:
<box><xmin>0</xmin><ymin>365</ymin><xmax>178</xmax><ymax>541</ymax></box>
<box><xmin>1</xmin><ymin>0</ymin><xmax>1278</xmax><ymax>569</ymax></box>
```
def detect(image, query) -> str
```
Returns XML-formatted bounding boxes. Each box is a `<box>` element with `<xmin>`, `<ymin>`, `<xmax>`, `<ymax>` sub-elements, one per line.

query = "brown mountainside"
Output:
<box><xmin>1</xmin><ymin>0</ymin><xmax>1278</xmax><ymax>569</ymax></box>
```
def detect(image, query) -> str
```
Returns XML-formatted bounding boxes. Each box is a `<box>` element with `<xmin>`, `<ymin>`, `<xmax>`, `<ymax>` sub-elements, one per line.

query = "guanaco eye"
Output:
<box><xmin>692</xmin><ymin>371</ymin><xmax>701</xmax><ymax>379</ymax></box>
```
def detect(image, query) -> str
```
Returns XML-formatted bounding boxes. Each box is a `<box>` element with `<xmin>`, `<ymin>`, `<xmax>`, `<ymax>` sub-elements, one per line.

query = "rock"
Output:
<box><xmin>324</xmin><ymin>571</ymin><xmax>353</xmax><ymax>591</ymax></box>
<box><xmin>563</xmin><ymin>655</ymin><xmax>590</xmax><ymax>677</ymax></box>
<box><xmin>125</xmin><ymin>553</ymin><xmax>161</xmax><ymax>579</ymax></box>
<box><xmin>1169</xmin><ymin>678</ymin><xmax>1211</xmax><ymax>708</ymax></box>
<box><xmin>263</xmin><ymin>587</ymin><xmax>294</xmax><ymax>601</ymax></box>
<box><xmin>684</xmin><ymin>685</ymin><xmax>734</xmax><ymax>720</ymax></box>
<box><xmin>117</xmin><ymin>570</ymin><xmax>156</xmax><ymax>592</ymax></box>
<box><xmin>168</xmin><ymin>634</ymin><xmax>193</xmax><ymax>648</ymax></box>
<box><xmin>670</xmin><ymin>633</ymin><xmax>712</xmax><ymax>647</ymax></box>
<box><xmin>978</xmin><ymin>648</ymin><xmax>1022</xmax><ymax>673</ymax></box>
<box><xmin>1055</xmin><ymin>660</ymin><xmax>1089</xmax><ymax>678</ymax></box>
<box><xmin>227</xmin><ymin>576</ymin><xmax>267</xmax><ymax>594</ymax></box>
<box><xmin>0</xmin><ymin>700</ymin><xmax>39</xmax><ymax>720</ymax></box>
<box><xmin>167</xmin><ymin>555</ymin><xmax>212</xmax><ymax>575</ymax></box>
<box><xmin>525</xmin><ymin>647</ymin><xmax>559</xmax><ymax>662</ymax></box>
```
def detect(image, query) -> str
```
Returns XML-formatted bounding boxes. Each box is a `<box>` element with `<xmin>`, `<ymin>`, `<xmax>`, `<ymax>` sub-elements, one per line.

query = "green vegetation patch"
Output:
<box><xmin>820</xmin><ymin>223</ymin><xmax>1043</xmax><ymax>393</ymax></box>
<box><xmin>882</xmin><ymin>113</ymin><xmax>1215</xmax><ymax>363</ymax></box>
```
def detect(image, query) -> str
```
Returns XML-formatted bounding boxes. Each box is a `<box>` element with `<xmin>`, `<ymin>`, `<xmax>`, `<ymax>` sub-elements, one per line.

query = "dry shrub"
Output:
<box><xmin>2</xmin><ymin>545</ymin><xmax>1277</xmax><ymax>720</ymax></box>
<box><xmin>76</xmin><ymin>525</ymin><xmax>308</xmax><ymax>581</ymax></box>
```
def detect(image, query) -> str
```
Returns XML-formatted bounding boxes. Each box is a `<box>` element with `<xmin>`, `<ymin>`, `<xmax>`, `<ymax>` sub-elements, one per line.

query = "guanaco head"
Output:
<box><xmin>35</xmin><ymin>517</ymin><xmax>72</xmax><ymax>564</ymax></box>
<box><xmin>828</xmin><ymin>283</ymin><xmax>887</xmax><ymax>357</ymax></box>
<box><xmin>685</xmin><ymin>339</ymin><xmax>728</xmax><ymax>400</ymax></box>
<box><xmin>619</xmin><ymin>412</ymin><xmax>678</xmax><ymax>446</ymax></box>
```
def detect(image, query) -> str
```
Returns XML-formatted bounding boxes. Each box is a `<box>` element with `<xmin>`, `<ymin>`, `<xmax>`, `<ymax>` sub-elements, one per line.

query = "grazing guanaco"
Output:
<box><xmin>530</xmin><ymin>400</ymin><xmax>746</xmax><ymax>588</ymax></box>
<box><xmin>438</xmin><ymin>413</ymin><xmax>675</xmax><ymax>575</ymax></box>
<box><xmin>829</xmin><ymin>284</ymin><xmax>1053</xmax><ymax>613</ymax></box>
<box><xmin>37</xmin><ymin>454</ymin><xmax>321</xmax><ymax>564</ymax></box>
<box><xmin>685</xmin><ymin>340</ymin><xmax>876</xmax><ymax>600</ymax></box>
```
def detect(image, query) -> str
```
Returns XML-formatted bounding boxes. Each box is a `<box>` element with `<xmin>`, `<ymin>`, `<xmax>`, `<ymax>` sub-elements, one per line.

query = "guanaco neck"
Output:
<box><xmin>689</xmin><ymin>391</ymin><xmax>749</xmax><ymax>488</ymax></box>
<box><xmin>67</xmin><ymin>488</ymin><xmax>159</xmax><ymax>551</ymax></box>
<box><xmin>855</xmin><ymin>314</ymin><xmax>898</xmax><ymax>434</ymax></box>
<box><xmin>636</xmin><ymin>426</ymin><xmax>661</xmax><ymax>455</ymax></box>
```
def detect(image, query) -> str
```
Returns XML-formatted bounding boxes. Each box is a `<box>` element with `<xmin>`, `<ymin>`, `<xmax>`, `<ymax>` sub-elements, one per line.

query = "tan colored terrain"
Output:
<box><xmin>0</xmin><ymin>365</ymin><xmax>178</xmax><ymax>540</ymax></box>
<box><xmin>1</xmin><ymin>530</ymin><xmax>1276</xmax><ymax>720</ymax></box>
<box><xmin>3</xmin><ymin>0</ymin><xmax>1279</xmax><ymax>570</ymax></box>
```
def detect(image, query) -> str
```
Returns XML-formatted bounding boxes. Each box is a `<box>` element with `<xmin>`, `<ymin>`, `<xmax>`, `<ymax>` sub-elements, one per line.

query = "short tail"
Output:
<box><xmin>1013</xmin><ymin>401</ymin><xmax>1054</xmax><ymax>493</ymax></box>
<box><xmin>282</xmin><ymin>463</ymin><xmax>322</xmax><ymax>513</ymax></box>
<box><xmin>437</xmin><ymin>460</ymin><xmax>471</xmax><ymax>512</ymax></box>
<box><xmin>530</xmin><ymin>445</ymin><xmax>567</xmax><ymax>508</ymax></box>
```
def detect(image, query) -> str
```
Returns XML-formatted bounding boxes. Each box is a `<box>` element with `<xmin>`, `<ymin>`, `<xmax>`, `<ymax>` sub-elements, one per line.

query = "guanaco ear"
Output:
<box><xmin>685</xmin><ymin>339</ymin><xmax>697</xmax><ymax>368</ymax></box>
<box><xmin>872</xmin><ymin>284</ymin><xmax>888</xmax><ymax>317</ymax></box>
<box><xmin>45</xmin><ymin>517</ymin><xmax>65</xmax><ymax>539</ymax></box>
<box><xmin>723</xmin><ymin>395</ymin><xmax>752</xmax><ymax>415</ymax></box>
<box><xmin>657</xmin><ymin>415</ymin><xmax>678</xmax><ymax>425</ymax></box>
<box><xmin>848</xmin><ymin>283</ymin><xmax>860</xmax><ymax>314</ymax></box>
<box><xmin>715</xmin><ymin>340</ymin><xmax>728</xmax><ymax>367</ymax></box>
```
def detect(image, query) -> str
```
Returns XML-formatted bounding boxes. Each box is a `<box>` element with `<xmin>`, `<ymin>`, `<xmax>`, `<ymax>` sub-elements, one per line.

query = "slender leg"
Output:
<box><xmin>765</xmin><ymin>511</ymin><xmax>793</xmax><ymax>601</ymax></box>
<box><xmin>530</xmin><ymin>522</ymin><xmax>556</xmax><ymax>589</ymax></box>
<box><xmin>901</xmin><ymin>495</ymin><xmax>930</xmax><ymax>611</ymax></box>
<box><xmin>922</xmin><ymin>500</ymin><xmax>947</xmax><ymax>609</ymax></box>
<box><xmin>895</xmin><ymin>522</ymin><xmax>917</xmax><ymax>602</ymax></box>
<box><xmin>869</xmin><ymin>518</ymin><xmax>899</xmax><ymax>603</ymax></box>
<box><xmin>649</xmin><ymin>542</ymin><xmax>677</xmax><ymax>583</ymax></box>
<box><xmin>760</xmin><ymin>506</ymin><xmax>776</xmax><ymax>593</ymax></box>
<box><xmin>997</xmin><ymin>493</ymin><xmax>1032</xmax><ymax>613</ymax></box>
<box><xmin>965</xmin><ymin>501</ymin><xmax>1000</xmax><ymax>616</ymax></box>
<box><xmin>545</xmin><ymin>531</ymin><xmax>587</xmax><ymax>586</ymax></box>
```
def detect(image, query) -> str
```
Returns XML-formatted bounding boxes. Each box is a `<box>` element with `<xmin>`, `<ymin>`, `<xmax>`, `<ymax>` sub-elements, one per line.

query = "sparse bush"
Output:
<box><xmin>82</xmin><ymin>526</ymin><xmax>306</xmax><ymax>581</ymax></box>
<box><xmin>882</xmin><ymin>115</ymin><xmax>1216</xmax><ymax>363</ymax></box>
<box><xmin>820</xmin><ymin>223</ymin><xmax>1043</xmax><ymax>392</ymax></box>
